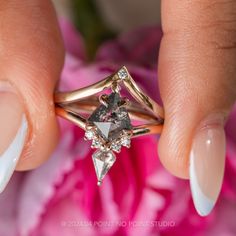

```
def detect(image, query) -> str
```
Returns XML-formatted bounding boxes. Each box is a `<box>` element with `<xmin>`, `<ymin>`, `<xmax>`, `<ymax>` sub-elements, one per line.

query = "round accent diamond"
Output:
<box><xmin>92</xmin><ymin>139</ymin><xmax>101</xmax><ymax>148</ymax></box>
<box><xmin>85</xmin><ymin>130</ymin><xmax>94</xmax><ymax>140</ymax></box>
<box><xmin>118</xmin><ymin>68</ymin><xmax>128</xmax><ymax>80</ymax></box>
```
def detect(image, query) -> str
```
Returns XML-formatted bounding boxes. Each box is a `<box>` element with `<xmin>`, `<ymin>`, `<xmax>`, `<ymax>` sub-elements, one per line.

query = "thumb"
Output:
<box><xmin>0</xmin><ymin>1</ymin><xmax>64</xmax><ymax>192</ymax></box>
<box><xmin>158</xmin><ymin>0</ymin><xmax>236</xmax><ymax>216</ymax></box>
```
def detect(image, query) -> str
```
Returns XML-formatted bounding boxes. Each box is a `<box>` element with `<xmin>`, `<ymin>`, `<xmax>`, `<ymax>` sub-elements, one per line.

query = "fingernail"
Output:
<box><xmin>189</xmin><ymin>114</ymin><xmax>226</xmax><ymax>216</ymax></box>
<box><xmin>0</xmin><ymin>81</ymin><xmax>28</xmax><ymax>193</ymax></box>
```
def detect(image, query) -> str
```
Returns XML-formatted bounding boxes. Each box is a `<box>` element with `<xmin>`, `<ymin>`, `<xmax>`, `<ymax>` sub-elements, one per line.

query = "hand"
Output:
<box><xmin>158</xmin><ymin>0</ymin><xmax>236</xmax><ymax>216</ymax></box>
<box><xmin>0</xmin><ymin>1</ymin><xmax>64</xmax><ymax>192</ymax></box>
<box><xmin>0</xmin><ymin>0</ymin><xmax>236</xmax><ymax>218</ymax></box>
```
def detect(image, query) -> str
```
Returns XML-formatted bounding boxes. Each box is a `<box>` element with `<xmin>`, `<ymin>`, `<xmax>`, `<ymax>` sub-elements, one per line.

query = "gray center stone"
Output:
<box><xmin>88</xmin><ymin>92</ymin><xmax>132</xmax><ymax>141</ymax></box>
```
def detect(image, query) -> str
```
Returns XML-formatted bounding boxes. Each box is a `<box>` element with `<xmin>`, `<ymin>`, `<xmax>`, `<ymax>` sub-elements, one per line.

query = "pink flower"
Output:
<box><xmin>0</xmin><ymin>17</ymin><xmax>236</xmax><ymax>236</ymax></box>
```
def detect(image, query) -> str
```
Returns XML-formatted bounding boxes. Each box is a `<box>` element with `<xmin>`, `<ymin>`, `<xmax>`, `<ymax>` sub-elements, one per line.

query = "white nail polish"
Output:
<box><xmin>189</xmin><ymin>117</ymin><xmax>226</xmax><ymax>216</ymax></box>
<box><xmin>0</xmin><ymin>115</ymin><xmax>28</xmax><ymax>193</ymax></box>
<box><xmin>0</xmin><ymin>82</ymin><xmax>28</xmax><ymax>193</ymax></box>
<box><xmin>190</xmin><ymin>149</ymin><xmax>215</xmax><ymax>216</ymax></box>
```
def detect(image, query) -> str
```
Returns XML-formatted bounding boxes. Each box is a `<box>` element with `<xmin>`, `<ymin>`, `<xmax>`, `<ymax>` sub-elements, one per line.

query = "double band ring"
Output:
<box><xmin>54</xmin><ymin>66</ymin><xmax>164</xmax><ymax>185</ymax></box>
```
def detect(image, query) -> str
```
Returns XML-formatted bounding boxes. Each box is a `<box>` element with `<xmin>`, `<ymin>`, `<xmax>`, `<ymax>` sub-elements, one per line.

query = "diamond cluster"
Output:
<box><xmin>84</xmin><ymin>91</ymin><xmax>133</xmax><ymax>185</ymax></box>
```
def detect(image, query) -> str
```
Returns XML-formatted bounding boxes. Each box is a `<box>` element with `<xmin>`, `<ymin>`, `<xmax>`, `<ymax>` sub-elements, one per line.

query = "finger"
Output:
<box><xmin>0</xmin><ymin>0</ymin><xmax>64</xmax><ymax>192</ymax></box>
<box><xmin>158</xmin><ymin>0</ymin><xmax>236</xmax><ymax>215</ymax></box>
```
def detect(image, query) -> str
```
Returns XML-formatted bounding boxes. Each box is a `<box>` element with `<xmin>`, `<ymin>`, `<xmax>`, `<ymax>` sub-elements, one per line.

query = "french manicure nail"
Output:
<box><xmin>0</xmin><ymin>81</ymin><xmax>28</xmax><ymax>193</ymax></box>
<box><xmin>189</xmin><ymin>115</ymin><xmax>226</xmax><ymax>216</ymax></box>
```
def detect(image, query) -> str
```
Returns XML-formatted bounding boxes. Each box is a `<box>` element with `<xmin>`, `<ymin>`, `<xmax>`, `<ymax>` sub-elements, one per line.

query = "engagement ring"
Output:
<box><xmin>54</xmin><ymin>66</ymin><xmax>164</xmax><ymax>185</ymax></box>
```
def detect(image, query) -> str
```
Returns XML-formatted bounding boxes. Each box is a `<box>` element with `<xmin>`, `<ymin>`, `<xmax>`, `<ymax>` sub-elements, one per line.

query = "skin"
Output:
<box><xmin>158</xmin><ymin>0</ymin><xmax>236</xmax><ymax>178</ymax></box>
<box><xmin>1</xmin><ymin>0</ymin><xmax>235</xmax><ymax>178</ymax></box>
<box><xmin>0</xmin><ymin>1</ymin><xmax>64</xmax><ymax>170</ymax></box>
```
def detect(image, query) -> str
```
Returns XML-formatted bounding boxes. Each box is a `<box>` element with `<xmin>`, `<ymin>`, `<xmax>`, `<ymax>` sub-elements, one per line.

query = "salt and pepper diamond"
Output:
<box><xmin>84</xmin><ymin>91</ymin><xmax>133</xmax><ymax>185</ymax></box>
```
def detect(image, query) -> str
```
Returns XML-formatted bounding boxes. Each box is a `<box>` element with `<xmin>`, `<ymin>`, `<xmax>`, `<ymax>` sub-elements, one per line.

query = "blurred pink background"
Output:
<box><xmin>0</xmin><ymin>2</ymin><xmax>236</xmax><ymax>236</ymax></box>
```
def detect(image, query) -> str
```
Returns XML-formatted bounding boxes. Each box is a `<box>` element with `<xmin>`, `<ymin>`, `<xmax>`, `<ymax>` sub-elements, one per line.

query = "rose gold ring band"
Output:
<box><xmin>54</xmin><ymin>66</ymin><xmax>164</xmax><ymax>185</ymax></box>
<box><xmin>54</xmin><ymin>66</ymin><xmax>164</xmax><ymax>138</ymax></box>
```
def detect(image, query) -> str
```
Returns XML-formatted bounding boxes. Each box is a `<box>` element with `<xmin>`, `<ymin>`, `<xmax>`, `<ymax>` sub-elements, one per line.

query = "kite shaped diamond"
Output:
<box><xmin>92</xmin><ymin>150</ymin><xmax>116</xmax><ymax>185</ymax></box>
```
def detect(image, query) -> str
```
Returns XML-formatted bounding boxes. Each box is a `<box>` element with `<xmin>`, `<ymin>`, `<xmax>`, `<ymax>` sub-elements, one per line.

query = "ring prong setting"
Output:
<box><xmin>55</xmin><ymin>66</ymin><xmax>164</xmax><ymax>187</ymax></box>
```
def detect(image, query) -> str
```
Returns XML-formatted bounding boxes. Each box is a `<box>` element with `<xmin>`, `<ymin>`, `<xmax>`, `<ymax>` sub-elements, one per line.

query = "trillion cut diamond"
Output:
<box><xmin>88</xmin><ymin>92</ymin><xmax>132</xmax><ymax>141</ymax></box>
<box><xmin>121</xmin><ymin>137</ymin><xmax>131</xmax><ymax>147</ymax></box>
<box><xmin>92</xmin><ymin>150</ymin><xmax>116</xmax><ymax>185</ymax></box>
